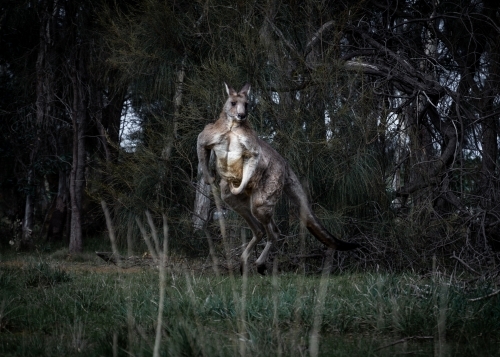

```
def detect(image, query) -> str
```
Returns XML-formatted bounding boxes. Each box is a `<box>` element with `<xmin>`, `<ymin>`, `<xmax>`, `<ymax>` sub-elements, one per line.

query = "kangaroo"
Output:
<box><xmin>197</xmin><ymin>83</ymin><xmax>360</xmax><ymax>274</ymax></box>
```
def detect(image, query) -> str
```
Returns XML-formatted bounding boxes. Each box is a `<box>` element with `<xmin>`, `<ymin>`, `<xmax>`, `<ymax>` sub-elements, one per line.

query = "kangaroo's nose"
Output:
<box><xmin>237</xmin><ymin>113</ymin><xmax>247</xmax><ymax>120</ymax></box>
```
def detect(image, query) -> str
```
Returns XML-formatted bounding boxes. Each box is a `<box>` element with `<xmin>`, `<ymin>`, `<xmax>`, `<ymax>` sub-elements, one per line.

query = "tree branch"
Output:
<box><xmin>305</xmin><ymin>20</ymin><xmax>336</xmax><ymax>54</ymax></box>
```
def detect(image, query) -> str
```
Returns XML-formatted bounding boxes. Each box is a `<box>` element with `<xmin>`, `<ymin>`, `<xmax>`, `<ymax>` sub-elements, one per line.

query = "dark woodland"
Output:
<box><xmin>1</xmin><ymin>0</ymin><xmax>500</xmax><ymax>274</ymax></box>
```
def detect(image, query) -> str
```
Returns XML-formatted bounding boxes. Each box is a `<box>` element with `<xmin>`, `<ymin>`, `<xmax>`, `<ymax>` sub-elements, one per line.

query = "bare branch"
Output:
<box><xmin>468</xmin><ymin>289</ymin><xmax>500</xmax><ymax>302</ymax></box>
<box><xmin>305</xmin><ymin>20</ymin><xmax>336</xmax><ymax>54</ymax></box>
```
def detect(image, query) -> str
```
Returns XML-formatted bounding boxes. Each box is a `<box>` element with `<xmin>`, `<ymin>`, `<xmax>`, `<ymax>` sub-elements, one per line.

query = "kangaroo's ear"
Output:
<box><xmin>239</xmin><ymin>83</ymin><xmax>251</xmax><ymax>97</ymax></box>
<box><xmin>224</xmin><ymin>82</ymin><xmax>237</xmax><ymax>96</ymax></box>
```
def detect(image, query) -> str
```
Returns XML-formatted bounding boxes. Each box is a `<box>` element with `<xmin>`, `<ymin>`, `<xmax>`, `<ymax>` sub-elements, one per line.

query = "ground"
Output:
<box><xmin>1</xmin><ymin>248</ymin><xmax>499</xmax><ymax>357</ymax></box>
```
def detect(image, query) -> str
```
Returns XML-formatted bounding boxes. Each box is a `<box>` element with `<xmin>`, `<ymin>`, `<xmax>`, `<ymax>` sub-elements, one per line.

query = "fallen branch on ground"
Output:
<box><xmin>95</xmin><ymin>251</ymin><xmax>169</xmax><ymax>268</ymax></box>
<box><xmin>373</xmin><ymin>336</ymin><xmax>433</xmax><ymax>352</ymax></box>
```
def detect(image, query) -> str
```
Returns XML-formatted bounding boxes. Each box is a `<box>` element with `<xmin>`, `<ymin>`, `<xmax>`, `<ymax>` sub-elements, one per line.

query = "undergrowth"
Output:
<box><xmin>0</xmin><ymin>254</ymin><xmax>499</xmax><ymax>356</ymax></box>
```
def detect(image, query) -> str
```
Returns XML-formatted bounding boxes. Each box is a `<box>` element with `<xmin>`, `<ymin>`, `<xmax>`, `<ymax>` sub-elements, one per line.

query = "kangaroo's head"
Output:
<box><xmin>223</xmin><ymin>82</ymin><xmax>251</xmax><ymax>123</ymax></box>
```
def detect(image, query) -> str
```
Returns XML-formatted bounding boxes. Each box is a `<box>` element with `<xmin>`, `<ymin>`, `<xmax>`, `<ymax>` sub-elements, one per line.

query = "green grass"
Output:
<box><xmin>0</xmin><ymin>253</ymin><xmax>499</xmax><ymax>356</ymax></box>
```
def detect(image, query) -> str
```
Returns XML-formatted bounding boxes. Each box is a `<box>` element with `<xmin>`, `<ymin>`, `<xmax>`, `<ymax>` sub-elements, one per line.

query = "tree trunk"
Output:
<box><xmin>20</xmin><ymin>0</ymin><xmax>58</xmax><ymax>250</ymax></box>
<box><xmin>96</xmin><ymin>79</ymin><xmax>127</xmax><ymax>164</ymax></box>
<box><xmin>47</xmin><ymin>169</ymin><xmax>69</xmax><ymax>242</ymax></box>
<box><xmin>95</xmin><ymin>89</ymin><xmax>112</xmax><ymax>164</ymax></box>
<box><xmin>69</xmin><ymin>47</ymin><xmax>88</xmax><ymax>253</ymax></box>
<box><xmin>103</xmin><ymin>75</ymin><xmax>127</xmax><ymax>155</ymax></box>
<box><xmin>20</xmin><ymin>174</ymin><xmax>35</xmax><ymax>250</ymax></box>
<box><xmin>193</xmin><ymin>163</ymin><xmax>211</xmax><ymax>230</ymax></box>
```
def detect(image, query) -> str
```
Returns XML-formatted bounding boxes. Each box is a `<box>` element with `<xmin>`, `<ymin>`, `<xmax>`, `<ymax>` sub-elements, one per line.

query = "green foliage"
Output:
<box><xmin>1</xmin><ymin>253</ymin><xmax>500</xmax><ymax>356</ymax></box>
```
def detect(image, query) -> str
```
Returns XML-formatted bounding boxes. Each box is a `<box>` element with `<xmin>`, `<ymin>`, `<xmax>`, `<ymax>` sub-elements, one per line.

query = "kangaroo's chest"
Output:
<box><xmin>213</xmin><ymin>132</ymin><xmax>245</xmax><ymax>178</ymax></box>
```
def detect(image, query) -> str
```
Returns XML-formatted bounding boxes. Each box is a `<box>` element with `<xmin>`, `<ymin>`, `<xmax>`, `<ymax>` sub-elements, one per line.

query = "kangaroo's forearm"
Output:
<box><xmin>231</xmin><ymin>156</ymin><xmax>258</xmax><ymax>194</ymax></box>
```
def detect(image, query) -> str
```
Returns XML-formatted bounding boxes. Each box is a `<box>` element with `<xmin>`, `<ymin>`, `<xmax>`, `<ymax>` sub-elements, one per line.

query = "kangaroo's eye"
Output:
<box><xmin>231</xmin><ymin>101</ymin><xmax>236</xmax><ymax>106</ymax></box>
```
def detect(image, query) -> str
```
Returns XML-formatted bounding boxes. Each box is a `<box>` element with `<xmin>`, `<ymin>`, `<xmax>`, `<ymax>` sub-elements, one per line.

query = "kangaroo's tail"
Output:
<box><xmin>284</xmin><ymin>167</ymin><xmax>360</xmax><ymax>251</ymax></box>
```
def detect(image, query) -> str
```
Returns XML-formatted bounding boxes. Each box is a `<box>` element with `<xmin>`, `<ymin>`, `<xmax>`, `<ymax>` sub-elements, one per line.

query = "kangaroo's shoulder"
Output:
<box><xmin>198</xmin><ymin>117</ymin><xmax>227</xmax><ymax>142</ymax></box>
<box><xmin>258</xmin><ymin>138</ymin><xmax>284</xmax><ymax>157</ymax></box>
<box><xmin>233</xmin><ymin>124</ymin><xmax>259</xmax><ymax>143</ymax></box>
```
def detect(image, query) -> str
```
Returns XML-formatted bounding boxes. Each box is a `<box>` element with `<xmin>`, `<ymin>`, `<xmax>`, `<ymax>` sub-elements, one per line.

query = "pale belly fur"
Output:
<box><xmin>215</xmin><ymin>147</ymin><xmax>244</xmax><ymax>182</ymax></box>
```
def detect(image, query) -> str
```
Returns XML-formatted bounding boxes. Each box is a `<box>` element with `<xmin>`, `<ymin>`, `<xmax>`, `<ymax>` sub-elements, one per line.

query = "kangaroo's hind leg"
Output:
<box><xmin>220</xmin><ymin>180</ymin><xmax>265</xmax><ymax>273</ymax></box>
<box><xmin>253</xmin><ymin>218</ymin><xmax>281</xmax><ymax>274</ymax></box>
<box><xmin>250</xmin><ymin>175</ymin><xmax>284</xmax><ymax>274</ymax></box>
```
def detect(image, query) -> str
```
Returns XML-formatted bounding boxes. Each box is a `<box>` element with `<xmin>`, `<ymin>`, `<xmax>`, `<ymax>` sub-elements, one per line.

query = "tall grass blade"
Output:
<box><xmin>309</xmin><ymin>250</ymin><xmax>334</xmax><ymax>357</ymax></box>
<box><xmin>101</xmin><ymin>200</ymin><xmax>121</xmax><ymax>268</ymax></box>
<box><xmin>153</xmin><ymin>216</ymin><xmax>168</xmax><ymax>357</ymax></box>
<box><xmin>135</xmin><ymin>215</ymin><xmax>158</xmax><ymax>262</ymax></box>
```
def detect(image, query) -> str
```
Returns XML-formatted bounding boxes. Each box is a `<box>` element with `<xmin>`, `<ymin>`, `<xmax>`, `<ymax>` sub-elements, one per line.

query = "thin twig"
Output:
<box><xmin>374</xmin><ymin>336</ymin><xmax>433</xmax><ymax>352</ymax></box>
<box><xmin>468</xmin><ymin>289</ymin><xmax>500</xmax><ymax>302</ymax></box>
<box><xmin>292</xmin><ymin>254</ymin><xmax>325</xmax><ymax>259</ymax></box>
<box><xmin>450</xmin><ymin>252</ymin><xmax>480</xmax><ymax>275</ymax></box>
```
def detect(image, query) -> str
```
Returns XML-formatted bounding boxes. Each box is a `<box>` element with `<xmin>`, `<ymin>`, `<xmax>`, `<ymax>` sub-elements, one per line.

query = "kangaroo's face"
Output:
<box><xmin>224</xmin><ymin>83</ymin><xmax>251</xmax><ymax>122</ymax></box>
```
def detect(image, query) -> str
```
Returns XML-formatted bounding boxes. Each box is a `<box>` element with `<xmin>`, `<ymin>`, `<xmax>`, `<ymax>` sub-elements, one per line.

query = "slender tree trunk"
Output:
<box><xmin>103</xmin><ymin>75</ymin><xmax>127</xmax><ymax>154</ymax></box>
<box><xmin>47</xmin><ymin>169</ymin><xmax>69</xmax><ymax>242</ymax></box>
<box><xmin>69</xmin><ymin>47</ymin><xmax>88</xmax><ymax>253</ymax></box>
<box><xmin>95</xmin><ymin>89</ymin><xmax>112</xmax><ymax>164</ymax></box>
<box><xmin>96</xmin><ymin>79</ymin><xmax>127</xmax><ymax>164</ymax></box>
<box><xmin>160</xmin><ymin>60</ymin><xmax>185</xmax><ymax>205</ymax></box>
<box><xmin>21</xmin><ymin>172</ymin><xmax>35</xmax><ymax>250</ymax></box>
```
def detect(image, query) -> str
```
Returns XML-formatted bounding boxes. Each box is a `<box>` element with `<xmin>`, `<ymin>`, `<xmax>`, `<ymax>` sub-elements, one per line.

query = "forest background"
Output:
<box><xmin>1</xmin><ymin>0</ymin><xmax>500</xmax><ymax>275</ymax></box>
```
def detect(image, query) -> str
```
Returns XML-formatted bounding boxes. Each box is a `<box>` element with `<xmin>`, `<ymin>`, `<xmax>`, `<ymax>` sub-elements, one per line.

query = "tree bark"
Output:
<box><xmin>21</xmin><ymin>0</ymin><xmax>59</xmax><ymax>250</ymax></box>
<box><xmin>96</xmin><ymin>77</ymin><xmax>127</xmax><ymax>163</ymax></box>
<box><xmin>47</xmin><ymin>169</ymin><xmax>69</xmax><ymax>242</ymax></box>
<box><xmin>193</xmin><ymin>163</ymin><xmax>211</xmax><ymax>230</ymax></box>
<box><xmin>20</xmin><ymin>176</ymin><xmax>35</xmax><ymax>250</ymax></box>
<box><xmin>103</xmin><ymin>74</ymin><xmax>127</xmax><ymax>154</ymax></box>
<box><xmin>68</xmin><ymin>47</ymin><xmax>88</xmax><ymax>253</ymax></box>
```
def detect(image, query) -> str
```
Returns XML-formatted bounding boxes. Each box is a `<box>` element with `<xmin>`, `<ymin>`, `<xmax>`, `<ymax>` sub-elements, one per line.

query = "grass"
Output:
<box><xmin>0</xmin><ymin>251</ymin><xmax>500</xmax><ymax>356</ymax></box>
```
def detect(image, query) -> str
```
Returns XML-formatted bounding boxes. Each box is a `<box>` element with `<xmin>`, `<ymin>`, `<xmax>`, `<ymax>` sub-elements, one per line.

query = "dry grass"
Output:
<box><xmin>1</xmin><ymin>247</ymin><xmax>500</xmax><ymax>357</ymax></box>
